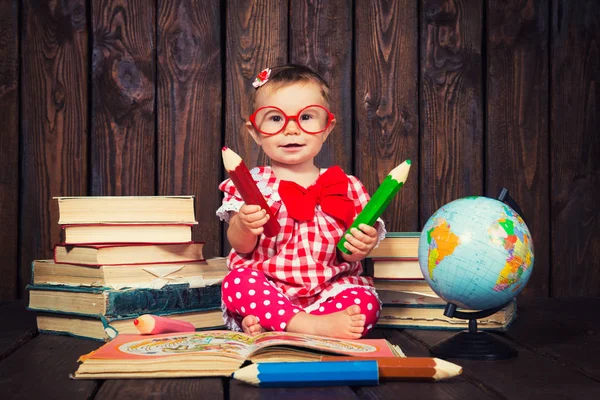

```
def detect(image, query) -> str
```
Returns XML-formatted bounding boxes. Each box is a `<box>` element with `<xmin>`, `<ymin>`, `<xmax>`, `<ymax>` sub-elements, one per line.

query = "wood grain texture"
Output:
<box><xmin>486</xmin><ymin>0</ymin><xmax>550</xmax><ymax>299</ymax></box>
<box><xmin>157</xmin><ymin>0</ymin><xmax>222</xmax><ymax>258</ymax></box>
<box><xmin>0</xmin><ymin>301</ymin><xmax>36</xmax><ymax>361</ymax></box>
<box><xmin>0</xmin><ymin>0</ymin><xmax>19</xmax><ymax>300</ymax></box>
<box><xmin>229</xmin><ymin>379</ymin><xmax>358</xmax><ymax>400</ymax></box>
<box><xmin>91</xmin><ymin>0</ymin><xmax>155</xmax><ymax>195</ymax></box>
<box><xmin>20</xmin><ymin>0</ymin><xmax>88</xmax><ymax>295</ymax></box>
<box><xmin>508</xmin><ymin>298</ymin><xmax>600</xmax><ymax>382</ymax></box>
<box><xmin>222</xmin><ymin>0</ymin><xmax>287</xmax><ymax>255</ymax></box>
<box><xmin>420</xmin><ymin>0</ymin><xmax>484</xmax><ymax>223</ymax></box>
<box><xmin>550</xmin><ymin>0</ymin><xmax>600</xmax><ymax>296</ymax></box>
<box><xmin>290</xmin><ymin>0</ymin><xmax>352</xmax><ymax>172</ymax></box>
<box><xmin>0</xmin><ymin>335</ymin><xmax>100</xmax><ymax>398</ymax></box>
<box><xmin>359</xmin><ymin>330</ymin><xmax>495</xmax><ymax>399</ymax></box>
<box><xmin>97</xmin><ymin>378</ymin><xmax>224</xmax><ymax>399</ymax></box>
<box><xmin>407</xmin><ymin>328</ymin><xmax>600</xmax><ymax>398</ymax></box>
<box><xmin>2</xmin><ymin>301</ymin><xmax>600</xmax><ymax>397</ymax></box>
<box><xmin>224</xmin><ymin>0</ymin><xmax>287</xmax><ymax>168</ymax></box>
<box><xmin>355</xmin><ymin>0</ymin><xmax>419</xmax><ymax>232</ymax></box>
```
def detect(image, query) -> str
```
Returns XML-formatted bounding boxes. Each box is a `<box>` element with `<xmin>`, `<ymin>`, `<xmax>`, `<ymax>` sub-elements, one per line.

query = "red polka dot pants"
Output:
<box><xmin>222</xmin><ymin>267</ymin><xmax>381</xmax><ymax>337</ymax></box>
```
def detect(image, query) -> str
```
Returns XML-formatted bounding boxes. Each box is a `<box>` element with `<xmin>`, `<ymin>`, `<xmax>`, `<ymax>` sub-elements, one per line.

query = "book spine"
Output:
<box><xmin>104</xmin><ymin>284</ymin><xmax>222</xmax><ymax>318</ymax></box>
<box><xmin>383</xmin><ymin>232</ymin><xmax>421</xmax><ymax>238</ymax></box>
<box><xmin>30</xmin><ymin>261</ymin><xmax>36</xmax><ymax>285</ymax></box>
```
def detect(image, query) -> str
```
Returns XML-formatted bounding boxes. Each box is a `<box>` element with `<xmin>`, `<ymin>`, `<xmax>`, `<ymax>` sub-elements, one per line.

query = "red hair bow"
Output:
<box><xmin>278</xmin><ymin>166</ymin><xmax>355</xmax><ymax>228</ymax></box>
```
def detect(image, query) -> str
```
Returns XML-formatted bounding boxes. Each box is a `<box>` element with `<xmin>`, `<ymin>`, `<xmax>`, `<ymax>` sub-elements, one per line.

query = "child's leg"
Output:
<box><xmin>221</xmin><ymin>267</ymin><xmax>301</xmax><ymax>333</ymax></box>
<box><xmin>309</xmin><ymin>287</ymin><xmax>381</xmax><ymax>336</ymax></box>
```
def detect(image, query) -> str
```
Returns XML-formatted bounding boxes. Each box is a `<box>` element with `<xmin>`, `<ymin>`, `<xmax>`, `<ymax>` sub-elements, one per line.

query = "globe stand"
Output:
<box><xmin>429</xmin><ymin>302</ymin><xmax>518</xmax><ymax>360</ymax></box>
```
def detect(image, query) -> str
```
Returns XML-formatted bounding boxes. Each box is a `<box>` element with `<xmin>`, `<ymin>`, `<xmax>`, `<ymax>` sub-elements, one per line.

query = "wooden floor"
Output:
<box><xmin>2</xmin><ymin>298</ymin><xmax>599</xmax><ymax>399</ymax></box>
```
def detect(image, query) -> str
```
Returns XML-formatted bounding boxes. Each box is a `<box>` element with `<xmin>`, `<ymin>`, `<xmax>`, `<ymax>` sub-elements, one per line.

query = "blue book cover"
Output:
<box><xmin>27</xmin><ymin>283</ymin><xmax>222</xmax><ymax>318</ymax></box>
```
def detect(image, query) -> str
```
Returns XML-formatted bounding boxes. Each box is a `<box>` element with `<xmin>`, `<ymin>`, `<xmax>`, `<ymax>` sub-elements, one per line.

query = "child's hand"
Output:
<box><xmin>237</xmin><ymin>204</ymin><xmax>270</xmax><ymax>236</ymax></box>
<box><xmin>340</xmin><ymin>224</ymin><xmax>379</xmax><ymax>262</ymax></box>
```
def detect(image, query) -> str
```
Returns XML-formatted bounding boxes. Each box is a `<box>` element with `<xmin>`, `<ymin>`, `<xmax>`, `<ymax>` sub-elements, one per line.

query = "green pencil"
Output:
<box><xmin>337</xmin><ymin>160</ymin><xmax>411</xmax><ymax>254</ymax></box>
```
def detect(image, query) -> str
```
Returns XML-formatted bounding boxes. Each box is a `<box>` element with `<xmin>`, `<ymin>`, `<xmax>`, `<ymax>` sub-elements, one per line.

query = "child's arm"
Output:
<box><xmin>227</xmin><ymin>204</ymin><xmax>270</xmax><ymax>254</ymax></box>
<box><xmin>338</xmin><ymin>223</ymin><xmax>379</xmax><ymax>263</ymax></box>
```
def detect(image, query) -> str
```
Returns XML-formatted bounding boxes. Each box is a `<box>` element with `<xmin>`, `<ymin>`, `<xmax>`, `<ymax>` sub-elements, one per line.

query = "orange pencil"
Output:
<box><xmin>133</xmin><ymin>314</ymin><xmax>195</xmax><ymax>335</ymax></box>
<box><xmin>320</xmin><ymin>356</ymin><xmax>462</xmax><ymax>381</ymax></box>
<box><xmin>222</xmin><ymin>147</ymin><xmax>280</xmax><ymax>237</ymax></box>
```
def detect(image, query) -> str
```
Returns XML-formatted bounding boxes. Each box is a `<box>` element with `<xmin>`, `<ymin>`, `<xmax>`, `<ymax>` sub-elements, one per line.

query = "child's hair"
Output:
<box><xmin>249</xmin><ymin>64</ymin><xmax>331</xmax><ymax>111</ymax></box>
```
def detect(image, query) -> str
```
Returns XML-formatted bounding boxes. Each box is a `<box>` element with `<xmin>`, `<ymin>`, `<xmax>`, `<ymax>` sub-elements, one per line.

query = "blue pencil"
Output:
<box><xmin>232</xmin><ymin>360</ymin><xmax>379</xmax><ymax>387</ymax></box>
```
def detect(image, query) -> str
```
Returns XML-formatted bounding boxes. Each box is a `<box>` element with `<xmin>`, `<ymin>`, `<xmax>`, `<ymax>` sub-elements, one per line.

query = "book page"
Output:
<box><xmin>82</xmin><ymin>331</ymin><xmax>255</xmax><ymax>362</ymax></box>
<box><xmin>246</xmin><ymin>331</ymin><xmax>397</xmax><ymax>358</ymax></box>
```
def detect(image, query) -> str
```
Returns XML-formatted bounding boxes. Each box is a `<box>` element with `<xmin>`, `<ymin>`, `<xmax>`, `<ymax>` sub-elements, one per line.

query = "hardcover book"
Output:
<box><xmin>36</xmin><ymin>308</ymin><xmax>225</xmax><ymax>341</ymax></box>
<box><xmin>53</xmin><ymin>242</ymin><xmax>204</xmax><ymax>266</ymax></box>
<box><xmin>55</xmin><ymin>196</ymin><xmax>196</xmax><ymax>224</ymax></box>
<box><xmin>27</xmin><ymin>283</ymin><xmax>221</xmax><ymax>318</ymax></box>
<box><xmin>368</xmin><ymin>232</ymin><xmax>421</xmax><ymax>258</ymax></box>
<box><xmin>72</xmin><ymin>330</ymin><xmax>405</xmax><ymax>378</ymax></box>
<box><xmin>61</xmin><ymin>223</ymin><xmax>195</xmax><ymax>244</ymax></box>
<box><xmin>31</xmin><ymin>258</ymin><xmax>227</xmax><ymax>289</ymax></box>
<box><xmin>371</xmin><ymin>258</ymin><xmax>424</xmax><ymax>280</ymax></box>
<box><xmin>376</xmin><ymin>299</ymin><xmax>517</xmax><ymax>331</ymax></box>
<box><xmin>374</xmin><ymin>279</ymin><xmax>444</xmax><ymax>306</ymax></box>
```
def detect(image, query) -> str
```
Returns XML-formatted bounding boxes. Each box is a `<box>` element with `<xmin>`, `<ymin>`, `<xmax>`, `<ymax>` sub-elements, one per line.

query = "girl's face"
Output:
<box><xmin>246</xmin><ymin>81</ymin><xmax>336</xmax><ymax>168</ymax></box>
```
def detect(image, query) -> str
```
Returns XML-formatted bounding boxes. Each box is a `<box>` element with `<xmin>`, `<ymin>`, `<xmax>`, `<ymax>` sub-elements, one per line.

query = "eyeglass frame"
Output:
<box><xmin>248</xmin><ymin>104</ymin><xmax>336</xmax><ymax>136</ymax></box>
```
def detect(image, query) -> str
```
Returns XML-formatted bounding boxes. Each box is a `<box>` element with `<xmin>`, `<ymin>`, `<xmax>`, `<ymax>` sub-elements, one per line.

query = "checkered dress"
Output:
<box><xmin>216</xmin><ymin>166</ymin><xmax>386</xmax><ymax>313</ymax></box>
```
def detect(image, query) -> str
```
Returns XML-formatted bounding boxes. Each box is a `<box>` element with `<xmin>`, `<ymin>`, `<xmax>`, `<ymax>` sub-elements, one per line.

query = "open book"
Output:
<box><xmin>73</xmin><ymin>330</ymin><xmax>404</xmax><ymax>379</ymax></box>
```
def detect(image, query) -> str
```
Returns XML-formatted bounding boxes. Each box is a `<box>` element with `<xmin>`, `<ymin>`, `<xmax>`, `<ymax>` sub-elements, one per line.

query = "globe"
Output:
<box><xmin>418</xmin><ymin>196</ymin><xmax>534</xmax><ymax>311</ymax></box>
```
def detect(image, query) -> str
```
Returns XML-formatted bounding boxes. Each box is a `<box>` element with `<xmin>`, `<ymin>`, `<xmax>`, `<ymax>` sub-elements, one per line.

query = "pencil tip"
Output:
<box><xmin>433</xmin><ymin>358</ymin><xmax>463</xmax><ymax>380</ymax></box>
<box><xmin>406</xmin><ymin>159</ymin><xmax>411</xmax><ymax>165</ymax></box>
<box><xmin>222</xmin><ymin>146</ymin><xmax>228</xmax><ymax>151</ymax></box>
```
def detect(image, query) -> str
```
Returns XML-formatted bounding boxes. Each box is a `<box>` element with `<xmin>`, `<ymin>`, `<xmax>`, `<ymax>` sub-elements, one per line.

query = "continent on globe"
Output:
<box><xmin>489</xmin><ymin>210</ymin><xmax>533</xmax><ymax>292</ymax></box>
<box><xmin>426</xmin><ymin>219</ymin><xmax>460</xmax><ymax>279</ymax></box>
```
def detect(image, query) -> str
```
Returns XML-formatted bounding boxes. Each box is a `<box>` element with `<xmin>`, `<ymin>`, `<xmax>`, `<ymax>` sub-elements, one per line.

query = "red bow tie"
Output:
<box><xmin>278</xmin><ymin>166</ymin><xmax>355</xmax><ymax>228</ymax></box>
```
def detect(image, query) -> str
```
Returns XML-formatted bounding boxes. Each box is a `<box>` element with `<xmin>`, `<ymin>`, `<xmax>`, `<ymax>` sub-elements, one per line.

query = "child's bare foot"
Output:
<box><xmin>241</xmin><ymin>315</ymin><xmax>265</xmax><ymax>336</ymax></box>
<box><xmin>286</xmin><ymin>305</ymin><xmax>366</xmax><ymax>339</ymax></box>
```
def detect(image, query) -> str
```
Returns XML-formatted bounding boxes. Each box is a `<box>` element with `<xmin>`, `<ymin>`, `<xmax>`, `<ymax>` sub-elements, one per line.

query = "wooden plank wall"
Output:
<box><xmin>0</xmin><ymin>0</ymin><xmax>598</xmax><ymax>300</ymax></box>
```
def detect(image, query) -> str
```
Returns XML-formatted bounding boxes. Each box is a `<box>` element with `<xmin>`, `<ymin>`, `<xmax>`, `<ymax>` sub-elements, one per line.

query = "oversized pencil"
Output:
<box><xmin>133</xmin><ymin>314</ymin><xmax>195</xmax><ymax>335</ymax></box>
<box><xmin>222</xmin><ymin>147</ymin><xmax>280</xmax><ymax>237</ymax></box>
<box><xmin>337</xmin><ymin>160</ymin><xmax>411</xmax><ymax>254</ymax></box>
<box><xmin>232</xmin><ymin>360</ymin><xmax>379</xmax><ymax>387</ymax></box>
<box><xmin>320</xmin><ymin>356</ymin><xmax>462</xmax><ymax>381</ymax></box>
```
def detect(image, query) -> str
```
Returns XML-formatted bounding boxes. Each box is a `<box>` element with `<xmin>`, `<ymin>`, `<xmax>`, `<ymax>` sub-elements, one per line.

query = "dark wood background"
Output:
<box><xmin>0</xmin><ymin>0</ymin><xmax>598</xmax><ymax>301</ymax></box>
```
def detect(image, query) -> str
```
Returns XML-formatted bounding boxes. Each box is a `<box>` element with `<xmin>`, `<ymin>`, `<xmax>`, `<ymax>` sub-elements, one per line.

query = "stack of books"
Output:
<box><xmin>27</xmin><ymin>196</ymin><xmax>227</xmax><ymax>341</ymax></box>
<box><xmin>371</xmin><ymin>232</ymin><xmax>516</xmax><ymax>331</ymax></box>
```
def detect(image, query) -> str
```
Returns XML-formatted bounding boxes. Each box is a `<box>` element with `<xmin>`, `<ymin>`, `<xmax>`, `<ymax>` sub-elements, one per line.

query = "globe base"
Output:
<box><xmin>430</xmin><ymin>330</ymin><xmax>518</xmax><ymax>361</ymax></box>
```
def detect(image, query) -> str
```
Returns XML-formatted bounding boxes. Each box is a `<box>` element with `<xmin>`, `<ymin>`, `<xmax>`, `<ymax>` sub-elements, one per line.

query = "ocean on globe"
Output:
<box><xmin>418</xmin><ymin>196</ymin><xmax>534</xmax><ymax>311</ymax></box>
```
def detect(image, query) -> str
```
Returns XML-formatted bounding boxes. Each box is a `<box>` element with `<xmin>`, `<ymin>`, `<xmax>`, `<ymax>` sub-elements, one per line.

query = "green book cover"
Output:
<box><xmin>27</xmin><ymin>283</ymin><xmax>221</xmax><ymax>318</ymax></box>
<box><xmin>383</xmin><ymin>232</ymin><xmax>421</xmax><ymax>238</ymax></box>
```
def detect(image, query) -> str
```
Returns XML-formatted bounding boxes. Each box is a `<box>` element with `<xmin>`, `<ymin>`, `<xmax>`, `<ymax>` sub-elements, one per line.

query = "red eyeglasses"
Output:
<box><xmin>249</xmin><ymin>105</ymin><xmax>335</xmax><ymax>135</ymax></box>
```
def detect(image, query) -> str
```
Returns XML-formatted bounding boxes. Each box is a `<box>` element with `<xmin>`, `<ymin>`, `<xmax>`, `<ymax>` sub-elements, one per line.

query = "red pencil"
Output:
<box><xmin>221</xmin><ymin>147</ymin><xmax>280</xmax><ymax>237</ymax></box>
<box><xmin>133</xmin><ymin>314</ymin><xmax>195</xmax><ymax>335</ymax></box>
